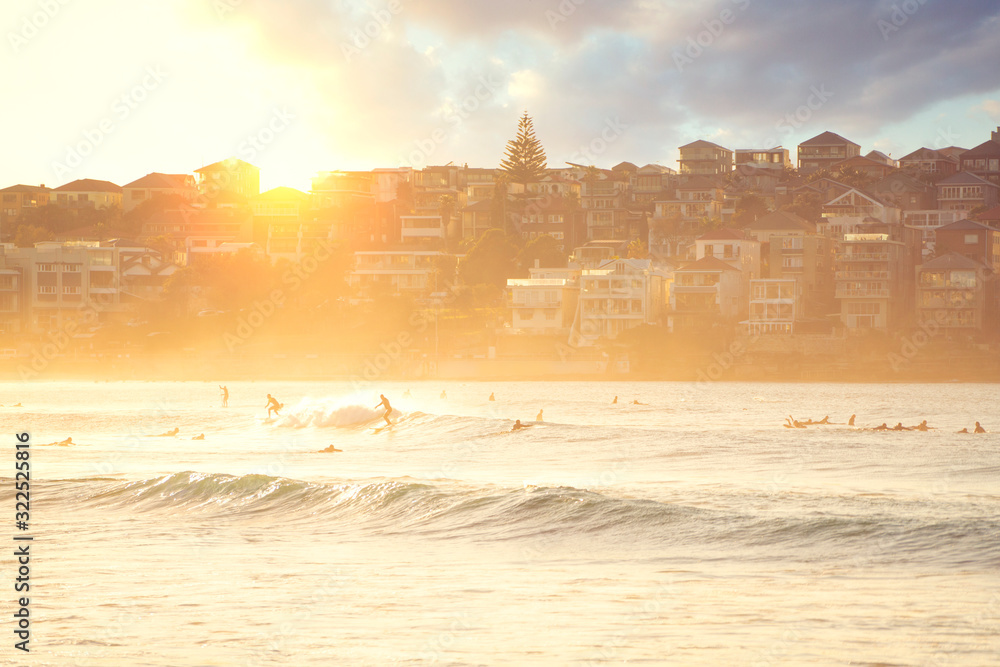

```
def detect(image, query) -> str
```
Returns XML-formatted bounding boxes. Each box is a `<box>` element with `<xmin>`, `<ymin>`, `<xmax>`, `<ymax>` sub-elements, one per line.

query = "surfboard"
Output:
<box><xmin>372</xmin><ymin>423</ymin><xmax>394</xmax><ymax>433</ymax></box>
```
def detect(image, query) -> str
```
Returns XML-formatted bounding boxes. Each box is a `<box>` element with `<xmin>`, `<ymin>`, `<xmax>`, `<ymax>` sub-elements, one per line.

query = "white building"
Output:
<box><xmin>745</xmin><ymin>279</ymin><xmax>800</xmax><ymax>335</ymax></box>
<box><xmin>570</xmin><ymin>258</ymin><xmax>666</xmax><ymax>346</ymax></box>
<box><xmin>348</xmin><ymin>250</ymin><xmax>448</xmax><ymax>297</ymax></box>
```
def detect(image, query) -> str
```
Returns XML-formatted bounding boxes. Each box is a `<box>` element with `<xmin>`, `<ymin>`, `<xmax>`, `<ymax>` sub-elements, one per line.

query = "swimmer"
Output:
<box><xmin>192</xmin><ymin>434</ymin><xmax>205</xmax><ymax>440</ymax></box>
<box><xmin>266</xmin><ymin>394</ymin><xmax>282</xmax><ymax>418</ymax></box>
<box><xmin>536</xmin><ymin>409</ymin><xmax>543</xmax><ymax>422</ymax></box>
<box><xmin>489</xmin><ymin>392</ymin><xmax>495</xmax><ymax>401</ymax></box>
<box><xmin>511</xmin><ymin>419</ymin><xmax>533</xmax><ymax>432</ymax></box>
<box><xmin>319</xmin><ymin>444</ymin><xmax>343</xmax><ymax>453</ymax></box>
<box><xmin>974</xmin><ymin>422</ymin><xmax>986</xmax><ymax>433</ymax></box>
<box><xmin>374</xmin><ymin>394</ymin><xmax>392</xmax><ymax>426</ymax></box>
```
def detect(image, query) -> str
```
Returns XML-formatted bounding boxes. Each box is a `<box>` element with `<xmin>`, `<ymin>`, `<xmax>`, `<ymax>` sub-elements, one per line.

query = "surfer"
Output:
<box><xmin>440</xmin><ymin>390</ymin><xmax>447</xmax><ymax>399</ymax></box>
<box><xmin>319</xmin><ymin>444</ymin><xmax>342</xmax><ymax>453</ymax></box>
<box><xmin>785</xmin><ymin>416</ymin><xmax>806</xmax><ymax>428</ymax></box>
<box><xmin>154</xmin><ymin>427</ymin><xmax>179</xmax><ymax>437</ymax></box>
<box><xmin>536</xmin><ymin>409</ymin><xmax>543</xmax><ymax>422</ymax></box>
<box><xmin>402</xmin><ymin>389</ymin><xmax>411</xmax><ymax>398</ymax></box>
<box><xmin>912</xmin><ymin>420</ymin><xmax>930</xmax><ymax>431</ymax></box>
<box><xmin>957</xmin><ymin>427</ymin><xmax>969</xmax><ymax>434</ymax></box>
<box><xmin>892</xmin><ymin>422</ymin><xmax>908</xmax><ymax>431</ymax></box>
<box><xmin>489</xmin><ymin>392</ymin><xmax>495</xmax><ymax>401</ymax></box>
<box><xmin>511</xmin><ymin>419</ymin><xmax>533</xmax><ymax>432</ymax></box>
<box><xmin>872</xmin><ymin>423</ymin><xmax>890</xmax><ymax>431</ymax></box>
<box><xmin>974</xmin><ymin>421</ymin><xmax>986</xmax><ymax>433</ymax></box>
<box><xmin>612</xmin><ymin>396</ymin><xmax>618</xmax><ymax>404</ymax></box>
<box><xmin>192</xmin><ymin>433</ymin><xmax>205</xmax><ymax>440</ymax></box>
<box><xmin>47</xmin><ymin>437</ymin><xmax>73</xmax><ymax>446</ymax></box>
<box><xmin>374</xmin><ymin>394</ymin><xmax>392</xmax><ymax>426</ymax></box>
<box><xmin>220</xmin><ymin>385</ymin><xmax>228</xmax><ymax>407</ymax></box>
<box><xmin>848</xmin><ymin>414</ymin><xmax>856</xmax><ymax>426</ymax></box>
<box><xmin>632</xmin><ymin>399</ymin><xmax>645</xmax><ymax>405</ymax></box>
<box><xmin>266</xmin><ymin>394</ymin><xmax>282</xmax><ymax>418</ymax></box>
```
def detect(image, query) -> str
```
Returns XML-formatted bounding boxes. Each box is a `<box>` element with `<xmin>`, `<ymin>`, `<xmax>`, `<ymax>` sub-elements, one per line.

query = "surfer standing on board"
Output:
<box><xmin>375</xmin><ymin>394</ymin><xmax>393</xmax><ymax>426</ymax></box>
<box><xmin>266</xmin><ymin>394</ymin><xmax>282</xmax><ymax>418</ymax></box>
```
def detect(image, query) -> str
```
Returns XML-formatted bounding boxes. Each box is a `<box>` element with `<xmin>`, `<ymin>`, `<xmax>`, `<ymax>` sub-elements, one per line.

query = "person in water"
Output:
<box><xmin>374</xmin><ymin>394</ymin><xmax>392</xmax><ymax>426</ymax></box>
<box><xmin>612</xmin><ymin>396</ymin><xmax>618</xmax><ymax>404</ymax></box>
<box><xmin>192</xmin><ymin>434</ymin><xmax>205</xmax><ymax>440</ymax></box>
<box><xmin>220</xmin><ymin>385</ymin><xmax>228</xmax><ymax>407</ymax></box>
<box><xmin>402</xmin><ymin>389</ymin><xmax>412</xmax><ymax>398</ymax></box>
<box><xmin>440</xmin><ymin>390</ymin><xmax>447</xmax><ymax>399</ymax></box>
<box><xmin>536</xmin><ymin>409</ymin><xmax>543</xmax><ymax>422</ymax></box>
<box><xmin>848</xmin><ymin>414</ymin><xmax>856</xmax><ymax>426</ymax></box>
<box><xmin>319</xmin><ymin>444</ymin><xmax>342</xmax><ymax>453</ymax></box>
<box><xmin>512</xmin><ymin>419</ymin><xmax>533</xmax><ymax>431</ymax></box>
<box><xmin>974</xmin><ymin>421</ymin><xmax>986</xmax><ymax>433</ymax></box>
<box><xmin>912</xmin><ymin>420</ymin><xmax>929</xmax><ymax>431</ymax></box>
<box><xmin>632</xmin><ymin>399</ymin><xmax>645</xmax><ymax>405</ymax></box>
<box><xmin>266</xmin><ymin>394</ymin><xmax>282</xmax><ymax>418</ymax></box>
<box><xmin>48</xmin><ymin>437</ymin><xmax>73</xmax><ymax>446</ymax></box>
<box><xmin>892</xmin><ymin>422</ymin><xmax>908</xmax><ymax>431</ymax></box>
<box><xmin>957</xmin><ymin>427</ymin><xmax>969</xmax><ymax>434</ymax></box>
<box><xmin>155</xmin><ymin>427</ymin><xmax>179</xmax><ymax>437</ymax></box>
<box><xmin>489</xmin><ymin>392</ymin><xmax>495</xmax><ymax>401</ymax></box>
<box><xmin>872</xmin><ymin>423</ymin><xmax>890</xmax><ymax>431</ymax></box>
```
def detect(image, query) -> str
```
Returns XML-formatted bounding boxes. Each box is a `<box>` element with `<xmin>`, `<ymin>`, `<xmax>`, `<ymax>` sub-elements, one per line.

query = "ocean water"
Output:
<box><xmin>2</xmin><ymin>380</ymin><xmax>999</xmax><ymax>666</ymax></box>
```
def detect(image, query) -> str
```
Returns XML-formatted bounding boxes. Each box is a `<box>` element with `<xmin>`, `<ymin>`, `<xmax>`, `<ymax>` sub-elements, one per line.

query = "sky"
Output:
<box><xmin>3</xmin><ymin>0</ymin><xmax>1000</xmax><ymax>193</ymax></box>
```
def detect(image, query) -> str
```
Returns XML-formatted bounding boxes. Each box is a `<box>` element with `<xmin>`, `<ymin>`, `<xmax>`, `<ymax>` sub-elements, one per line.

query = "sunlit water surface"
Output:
<box><xmin>2</xmin><ymin>380</ymin><xmax>998</xmax><ymax>666</ymax></box>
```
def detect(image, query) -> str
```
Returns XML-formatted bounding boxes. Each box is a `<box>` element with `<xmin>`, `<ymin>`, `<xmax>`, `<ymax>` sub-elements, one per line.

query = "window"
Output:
<box><xmin>63</xmin><ymin>264</ymin><xmax>80</xmax><ymax>272</ymax></box>
<box><xmin>63</xmin><ymin>286</ymin><xmax>81</xmax><ymax>295</ymax></box>
<box><xmin>39</xmin><ymin>264</ymin><xmax>57</xmax><ymax>272</ymax></box>
<box><xmin>782</xmin><ymin>257</ymin><xmax>803</xmax><ymax>268</ymax></box>
<box><xmin>965</xmin><ymin>234</ymin><xmax>978</xmax><ymax>245</ymax></box>
<box><xmin>723</xmin><ymin>245</ymin><xmax>733</xmax><ymax>258</ymax></box>
<box><xmin>38</xmin><ymin>286</ymin><xmax>56</xmax><ymax>294</ymax></box>
<box><xmin>704</xmin><ymin>244</ymin><xmax>714</xmax><ymax>257</ymax></box>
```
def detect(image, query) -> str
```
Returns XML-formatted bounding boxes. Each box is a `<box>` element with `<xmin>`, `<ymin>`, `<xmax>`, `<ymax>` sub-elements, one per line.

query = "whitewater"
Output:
<box><xmin>1</xmin><ymin>380</ymin><xmax>998</xmax><ymax>666</ymax></box>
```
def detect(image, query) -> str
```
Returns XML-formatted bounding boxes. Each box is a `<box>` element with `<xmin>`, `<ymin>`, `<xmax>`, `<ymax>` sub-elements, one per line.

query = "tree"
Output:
<box><xmin>626</xmin><ymin>238</ymin><xmax>649</xmax><ymax>259</ymax></box>
<box><xmin>13</xmin><ymin>224</ymin><xmax>53</xmax><ymax>247</ymax></box>
<box><xmin>519</xmin><ymin>234</ymin><xmax>567</xmax><ymax>272</ymax></box>
<box><xmin>781</xmin><ymin>192</ymin><xmax>823</xmax><ymax>223</ymax></box>
<box><xmin>459</xmin><ymin>228</ymin><xmax>519</xmax><ymax>289</ymax></box>
<box><xmin>499</xmin><ymin>111</ymin><xmax>547</xmax><ymax>187</ymax></box>
<box><xmin>438</xmin><ymin>194</ymin><xmax>456</xmax><ymax>242</ymax></box>
<box><xmin>733</xmin><ymin>193</ymin><xmax>770</xmax><ymax>227</ymax></box>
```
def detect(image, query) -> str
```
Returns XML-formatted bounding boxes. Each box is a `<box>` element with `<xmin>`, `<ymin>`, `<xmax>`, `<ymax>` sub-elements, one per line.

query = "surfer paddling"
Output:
<box><xmin>511</xmin><ymin>419</ymin><xmax>533</xmax><ymax>432</ymax></box>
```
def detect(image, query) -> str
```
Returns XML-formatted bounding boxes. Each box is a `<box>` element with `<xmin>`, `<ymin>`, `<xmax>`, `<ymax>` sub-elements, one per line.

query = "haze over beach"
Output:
<box><xmin>2</xmin><ymin>0</ymin><xmax>1000</xmax><ymax>665</ymax></box>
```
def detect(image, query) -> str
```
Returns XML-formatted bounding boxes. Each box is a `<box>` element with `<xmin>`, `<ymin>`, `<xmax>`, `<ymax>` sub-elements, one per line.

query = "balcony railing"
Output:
<box><xmin>835</xmin><ymin>271</ymin><xmax>890</xmax><ymax>280</ymax></box>
<box><xmin>836</xmin><ymin>288</ymin><xmax>890</xmax><ymax>298</ymax></box>
<box><xmin>836</xmin><ymin>252</ymin><xmax>890</xmax><ymax>262</ymax></box>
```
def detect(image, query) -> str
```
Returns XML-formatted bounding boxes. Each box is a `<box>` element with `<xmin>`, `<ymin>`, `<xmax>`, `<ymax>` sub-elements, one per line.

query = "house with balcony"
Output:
<box><xmin>348</xmin><ymin>250</ymin><xmax>448</xmax><ymax>298</ymax></box>
<box><xmin>0</xmin><ymin>247</ymin><xmax>23</xmax><ymax>334</ymax></box>
<box><xmin>50</xmin><ymin>179</ymin><xmax>122</xmax><ymax>212</ymax></box>
<box><xmin>570</xmin><ymin>258</ymin><xmax>665</xmax><ymax>346</ymax></box>
<box><xmin>797</xmin><ymin>131</ymin><xmax>861</xmax><ymax>174</ymax></box>
<box><xmin>746</xmin><ymin>210</ymin><xmax>834</xmax><ymax>318</ymax></box>
<box><xmin>195</xmin><ymin>158</ymin><xmax>260</xmax><ymax>200</ymax></box>
<box><xmin>903</xmin><ymin>210</ymin><xmax>967</xmax><ymax>247</ymax></box>
<box><xmin>506</xmin><ymin>276</ymin><xmax>580</xmax><ymax>336</ymax></box>
<box><xmin>958</xmin><ymin>127</ymin><xmax>1000</xmax><ymax>186</ymax></box>
<box><xmin>735</xmin><ymin>147</ymin><xmax>791</xmax><ymax>171</ymax></box>
<box><xmin>141</xmin><ymin>204</ymin><xmax>253</xmax><ymax>261</ymax></box>
<box><xmin>916</xmin><ymin>253</ymin><xmax>995</xmax><ymax>335</ymax></box>
<box><xmin>253</xmin><ymin>187</ymin><xmax>313</xmax><ymax>257</ymax></box>
<box><xmin>121</xmin><ymin>173</ymin><xmax>197</xmax><ymax>212</ymax></box>
<box><xmin>0</xmin><ymin>184</ymin><xmax>51</xmax><ymax>231</ymax></box>
<box><xmin>745</xmin><ymin>279</ymin><xmax>801</xmax><ymax>335</ymax></box>
<box><xmin>648</xmin><ymin>177</ymin><xmax>724</xmax><ymax>254</ymax></box>
<box><xmin>934</xmin><ymin>219</ymin><xmax>1000</xmax><ymax>272</ymax></box>
<box><xmin>669</xmin><ymin>256</ymin><xmax>742</xmax><ymax>331</ymax></box>
<box><xmin>678</xmin><ymin>140</ymin><xmax>733</xmax><ymax>176</ymax></box>
<box><xmin>820</xmin><ymin>188</ymin><xmax>900</xmax><ymax>238</ymax></box>
<box><xmin>834</xmin><ymin>227</ymin><xmax>919</xmax><ymax>331</ymax></box>
<box><xmin>898</xmin><ymin>147</ymin><xmax>961</xmax><ymax>178</ymax></box>
<box><xmin>400</xmin><ymin>215</ymin><xmax>446</xmax><ymax>244</ymax></box>
<box><xmin>936</xmin><ymin>172</ymin><xmax>999</xmax><ymax>212</ymax></box>
<box><xmin>3</xmin><ymin>241</ymin><xmax>123</xmax><ymax>333</ymax></box>
<box><xmin>631</xmin><ymin>164</ymin><xmax>676</xmax><ymax>206</ymax></box>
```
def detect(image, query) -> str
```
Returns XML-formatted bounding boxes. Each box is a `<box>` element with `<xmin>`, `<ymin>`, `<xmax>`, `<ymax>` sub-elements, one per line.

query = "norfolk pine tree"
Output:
<box><xmin>500</xmin><ymin>112</ymin><xmax>548</xmax><ymax>188</ymax></box>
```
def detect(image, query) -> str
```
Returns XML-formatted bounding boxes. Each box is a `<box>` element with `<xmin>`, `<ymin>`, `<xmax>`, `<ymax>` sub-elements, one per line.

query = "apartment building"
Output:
<box><xmin>917</xmin><ymin>253</ymin><xmax>995</xmax><ymax>334</ymax></box>
<box><xmin>746</xmin><ymin>278</ymin><xmax>801</xmax><ymax>335</ymax></box>
<box><xmin>348</xmin><ymin>250</ymin><xmax>448</xmax><ymax>298</ymax></box>
<box><xmin>570</xmin><ymin>258</ymin><xmax>665</xmax><ymax>345</ymax></box>
<box><xmin>958</xmin><ymin>127</ymin><xmax>1000</xmax><ymax>185</ymax></box>
<box><xmin>834</xmin><ymin>226</ymin><xmax>920</xmax><ymax>330</ymax></box>
<box><xmin>678</xmin><ymin>140</ymin><xmax>733</xmax><ymax>176</ymax></box>
<box><xmin>797</xmin><ymin>131</ymin><xmax>861</xmax><ymax>174</ymax></box>
<box><xmin>936</xmin><ymin>172</ymin><xmax>999</xmax><ymax>212</ymax></box>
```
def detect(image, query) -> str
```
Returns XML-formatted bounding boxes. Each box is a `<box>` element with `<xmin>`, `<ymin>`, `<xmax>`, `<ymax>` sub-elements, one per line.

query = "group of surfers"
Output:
<box><xmin>785</xmin><ymin>414</ymin><xmax>986</xmax><ymax>433</ymax></box>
